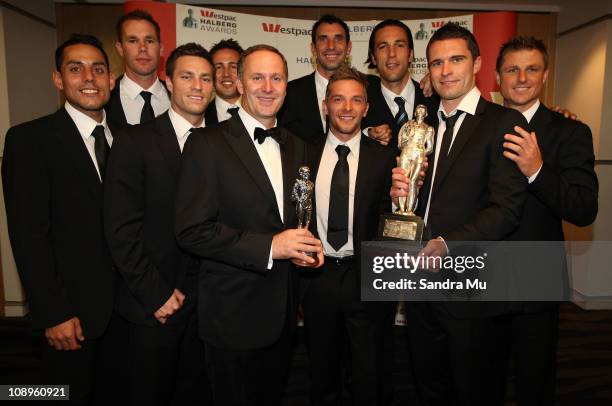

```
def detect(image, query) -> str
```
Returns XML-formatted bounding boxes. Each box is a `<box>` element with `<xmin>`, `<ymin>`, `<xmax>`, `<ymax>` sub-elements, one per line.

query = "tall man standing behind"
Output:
<box><xmin>301</xmin><ymin>66</ymin><xmax>396</xmax><ymax>406</ymax></box>
<box><xmin>391</xmin><ymin>23</ymin><xmax>528</xmax><ymax>405</ymax></box>
<box><xmin>363</xmin><ymin>19</ymin><xmax>438</xmax><ymax>147</ymax></box>
<box><xmin>175</xmin><ymin>45</ymin><xmax>324</xmax><ymax>406</ymax></box>
<box><xmin>205</xmin><ymin>39</ymin><xmax>243</xmax><ymax>125</ymax></box>
<box><xmin>106</xmin><ymin>9</ymin><xmax>170</xmax><ymax>130</ymax></box>
<box><xmin>2</xmin><ymin>34</ymin><xmax>116</xmax><ymax>405</ymax></box>
<box><xmin>104</xmin><ymin>43</ymin><xmax>214</xmax><ymax>406</ymax></box>
<box><xmin>493</xmin><ymin>36</ymin><xmax>598</xmax><ymax>405</ymax></box>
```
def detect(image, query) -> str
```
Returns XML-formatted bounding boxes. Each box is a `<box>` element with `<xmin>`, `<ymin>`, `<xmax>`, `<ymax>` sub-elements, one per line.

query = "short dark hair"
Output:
<box><xmin>238</xmin><ymin>44</ymin><xmax>288</xmax><ymax>80</ymax></box>
<box><xmin>165</xmin><ymin>43</ymin><xmax>213</xmax><ymax>78</ymax></box>
<box><xmin>116</xmin><ymin>9</ymin><xmax>161</xmax><ymax>42</ymax></box>
<box><xmin>210</xmin><ymin>39</ymin><xmax>244</xmax><ymax>59</ymax></box>
<box><xmin>311</xmin><ymin>14</ymin><xmax>350</xmax><ymax>44</ymax></box>
<box><xmin>366</xmin><ymin>19</ymin><xmax>414</xmax><ymax>69</ymax></box>
<box><xmin>325</xmin><ymin>65</ymin><xmax>368</xmax><ymax>101</ymax></box>
<box><xmin>496</xmin><ymin>36</ymin><xmax>549</xmax><ymax>72</ymax></box>
<box><xmin>55</xmin><ymin>33</ymin><xmax>109</xmax><ymax>71</ymax></box>
<box><xmin>426</xmin><ymin>22</ymin><xmax>479</xmax><ymax>62</ymax></box>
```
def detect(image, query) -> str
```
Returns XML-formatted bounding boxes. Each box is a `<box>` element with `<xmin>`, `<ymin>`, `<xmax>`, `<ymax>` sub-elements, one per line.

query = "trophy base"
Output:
<box><xmin>377</xmin><ymin>213</ymin><xmax>424</xmax><ymax>242</ymax></box>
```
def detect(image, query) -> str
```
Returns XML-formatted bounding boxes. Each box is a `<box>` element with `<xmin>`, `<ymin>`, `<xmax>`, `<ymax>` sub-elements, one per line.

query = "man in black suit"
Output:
<box><xmin>104</xmin><ymin>43</ymin><xmax>214</xmax><ymax>406</ymax></box>
<box><xmin>205</xmin><ymin>39</ymin><xmax>244</xmax><ymax>125</ymax></box>
<box><xmin>301</xmin><ymin>66</ymin><xmax>396</xmax><ymax>406</ymax></box>
<box><xmin>174</xmin><ymin>44</ymin><xmax>324</xmax><ymax>406</ymax></box>
<box><xmin>280</xmin><ymin>15</ymin><xmax>390</xmax><ymax>145</ymax></box>
<box><xmin>106</xmin><ymin>10</ymin><xmax>170</xmax><ymax>130</ymax></box>
<box><xmin>391</xmin><ymin>23</ymin><xmax>528</xmax><ymax>405</ymax></box>
<box><xmin>2</xmin><ymin>34</ymin><xmax>116</xmax><ymax>405</ymax></box>
<box><xmin>489</xmin><ymin>36</ymin><xmax>598</xmax><ymax>405</ymax></box>
<box><xmin>363</xmin><ymin>19</ymin><xmax>438</xmax><ymax>147</ymax></box>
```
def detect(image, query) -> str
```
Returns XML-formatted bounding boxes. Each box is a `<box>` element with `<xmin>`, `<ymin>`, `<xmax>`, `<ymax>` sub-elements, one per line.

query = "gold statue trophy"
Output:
<box><xmin>377</xmin><ymin>104</ymin><xmax>434</xmax><ymax>242</ymax></box>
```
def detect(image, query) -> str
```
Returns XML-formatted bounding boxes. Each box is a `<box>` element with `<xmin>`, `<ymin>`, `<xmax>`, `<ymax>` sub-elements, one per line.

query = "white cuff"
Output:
<box><xmin>527</xmin><ymin>163</ymin><xmax>543</xmax><ymax>184</ymax></box>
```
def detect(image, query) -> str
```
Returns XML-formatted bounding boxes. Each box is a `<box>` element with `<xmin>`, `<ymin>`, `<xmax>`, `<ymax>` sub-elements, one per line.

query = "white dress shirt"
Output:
<box><xmin>167</xmin><ymin>108</ymin><xmax>205</xmax><ymax>152</ymax></box>
<box><xmin>315</xmin><ymin>131</ymin><xmax>361</xmax><ymax>257</ymax></box>
<box><xmin>381</xmin><ymin>79</ymin><xmax>416</xmax><ymax>120</ymax></box>
<box><xmin>64</xmin><ymin>101</ymin><xmax>113</xmax><ymax>182</ymax></box>
<box><xmin>314</xmin><ymin>69</ymin><xmax>328</xmax><ymax>132</ymax></box>
<box><xmin>424</xmin><ymin>86</ymin><xmax>481</xmax><ymax>225</ymax></box>
<box><xmin>214</xmin><ymin>96</ymin><xmax>241</xmax><ymax>122</ymax></box>
<box><xmin>120</xmin><ymin>74</ymin><xmax>170</xmax><ymax>125</ymax></box>
<box><xmin>238</xmin><ymin>109</ymin><xmax>284</xmax><ymax>269</ymax></box>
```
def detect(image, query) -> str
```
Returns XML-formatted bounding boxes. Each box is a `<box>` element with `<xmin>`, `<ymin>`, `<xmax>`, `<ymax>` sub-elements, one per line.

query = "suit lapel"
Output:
<box><xmin>353</xmin><ymin>137</ymin><xmax>373</xmax><ymax>229</ymax></box>
<box><xmin>52</xmin><ymin>108</ymin><xmax>103</xmax><ymax>198</ymax></box>
<box><xmin>106</xmin><ymin>77</ymin><xmax>128</xmax><ymax>131</ymax></box>
<box><xmin>432</xmin><ymin>97</ymin><xmax>486</xmax><ymax>195</ymax></box>
<box><xmin>225</xmin><ymin>116</ymin><xmax>283</xmax><ymax>226</ymax></box>
<box><xmin>153</xmin><ymin>112</ymin><xmax>182</xmax><ymax>178</ymax></box>
<box><xmin>529</xmin><ymin>103</ymin><xmax>551</xmax><ymax>135</ymax></box>
<box><xmin>307</xmin><ymin>73</ymin><xmax>325</xmax><ymax>136</ymax></box>
<box><xmin>280</xmin><ymin>128</ymin><xmax>297</xmax><ymax>226</ymax></box>
<box><xmin>205</xmin><ymin>99</ymin><xmax>219</xmax><ymax>126</ymax></box>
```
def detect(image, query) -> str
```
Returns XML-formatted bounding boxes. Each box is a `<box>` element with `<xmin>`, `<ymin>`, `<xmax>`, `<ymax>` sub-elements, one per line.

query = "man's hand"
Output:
<box><xmin>154</xmin><ymin>289</ymin><xmax>185</xmax><ymax>324</ymax></box>
<box><xmin>551</xmin><ymin>105</ymin><xmax>578</xmax><ymax>121</ymax></box>
<box><xmin>419</xmin><ymin>73</ymin><xmax>433</xmax><ymax>98</ymax></box>
<box><xmin>503</xmin><ymin>126</ymin><xmax>543</xmax><ymax>178</ymax></box>
<box><xmin>45</xmin><ymin>317</ymin><xmax>84</xmax><ymax>351</ymax></box>
<box><xmin>389</xmin><ymin>160</ymin><xmax>428</xmax><ymax>207</ymax></box>
<box><xmin>368</xmin><ymin>124</ymin><xmax>392</xmax><ymax>146</ymax></box>
<box><xmin>272</xmin><ymin>228</ymin><xmax>322</xmax><ymax>266</ymax></box>
<box><xmin>417</xmin><ymin>238</ymin><xmax>448</xmax><ymax>272</ymax></box>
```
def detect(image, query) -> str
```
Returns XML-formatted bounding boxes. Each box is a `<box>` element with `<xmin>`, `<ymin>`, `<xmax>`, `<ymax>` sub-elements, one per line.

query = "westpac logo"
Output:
<box><xmin>262</xmin><ymin>22</ymin><xmax>281</xmax><ymax>33</ymax></box>
<box><xmin>431</xmin><ymin>21</ymin><xmax>445</xmax><ymax>28</ymax></box>
<box><xmin>200</xmin><ymin>10</ymin><xmax>215</xmax><ymax>18</ymax></box>
<box><xmin>431</xmin><ymin>19</ymin><xmax>469</xmax><ymax>29</ymax></box>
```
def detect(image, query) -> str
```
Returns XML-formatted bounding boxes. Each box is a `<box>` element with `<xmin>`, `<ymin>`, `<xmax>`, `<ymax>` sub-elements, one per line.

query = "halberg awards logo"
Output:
<box><xmin>182</xmin><ymin>8</ymin><xmax>237</xmax><ymax>35</ymax></box>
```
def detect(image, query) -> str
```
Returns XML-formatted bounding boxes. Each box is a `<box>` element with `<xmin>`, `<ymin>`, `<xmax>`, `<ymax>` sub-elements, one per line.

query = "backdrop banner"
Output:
<box><xmin>125</xmin><ymin>1</ymin><xmax>516</xmax><ymax>102</ymax></box>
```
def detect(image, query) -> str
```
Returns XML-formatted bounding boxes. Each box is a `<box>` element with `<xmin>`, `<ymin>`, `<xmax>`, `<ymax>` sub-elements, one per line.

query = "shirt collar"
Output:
<box><xmin>168</xmin><ymin>107</ymin><xmax>204</xmax><ymax>139</ymax></box>
<box><xmin>121</xmin><ymin>74</ymin><xmax>166</xmax><ymax>101</ymax></box>
<box><xmin>437</xmin><ymin>86</ymin><xmax>481</xmax><ymax>118</ymax></box>
<box><xmin>521</xmin><ymin>99</ymin><xmax>540</xmax><ymax>123</ymax></box>
<box><xmin>215</xmin><ymin>95</ymin><xmax>241</xmax><ymax>112</ymax></box>
<box><xmin>314</xmin><ymin>69</ymin><xmax>329</xmax><ymax>92</ymax></box>
<box><xmin>380</xmin><ymin>79</ymin><xmax>415</xmax><ymax>109</ymax></box>
<box><xmin>238</xmin><ymin>108</ymin><xmax>277</xmax><ymax>141</ymax></box>
<box><xmin>326</xmin><ymin>129</ymin><xmax>361</xmax><ymax>159</ymax></box>
<box><xmin>64</xmin><ymin>101</ymin><xmax>110</xmax><ymax>139</ymax></box>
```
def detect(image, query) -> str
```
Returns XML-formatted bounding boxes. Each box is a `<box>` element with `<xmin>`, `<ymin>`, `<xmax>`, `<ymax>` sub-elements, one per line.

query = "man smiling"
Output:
<box><xmin>205</xmin><ymin>38</ymin><xmax>244</xmax><ymax>125</ymax></box>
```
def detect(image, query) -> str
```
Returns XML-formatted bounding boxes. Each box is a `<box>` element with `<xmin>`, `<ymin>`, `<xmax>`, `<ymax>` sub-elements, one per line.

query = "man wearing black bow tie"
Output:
<box><xmin>175</xmin><ymin>44</ymin><xmax>324</xmax><ymax>406</ymax></box>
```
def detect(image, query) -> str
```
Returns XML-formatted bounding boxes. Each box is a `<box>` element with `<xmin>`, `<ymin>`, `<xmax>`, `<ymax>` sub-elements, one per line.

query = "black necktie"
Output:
<box><xmin>227</xmin><ymin>106</ymin><xmax>239</xmax><ymax>117</ymax></box>
<box><xmin>327</xmin><ymin>144</ymin><xmax>350</xmax><ymax>251</ymax></box>
<box><xmin>91</xmin><ymin>125</ymin><xmax>109</xmax><ymax>179</ymax></box>
<box><xmin>394</xmin><ymin>97</ymin><xmax>408</xmax><ymax>128</ymax></box>
<box><xmin>140</xmin><ymin>91</ymin><xmax>155</xmax><ymax>123</ymax></box>
<box><xmin>438</xmin><ymin>111</ymin><xmax>462</xmax><ymax>165</ymax></box>
<box><xmin>254</xmin><ymin>127</ymin><xmax>285</xmax><ymax>145</ymax></box>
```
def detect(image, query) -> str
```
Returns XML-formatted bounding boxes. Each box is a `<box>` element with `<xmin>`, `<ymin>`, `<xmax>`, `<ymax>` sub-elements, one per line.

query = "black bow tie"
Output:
<box><xmin>254</xmin><ymin>127</ymin><xmax>285</xmax><ymax>145</ymax></box>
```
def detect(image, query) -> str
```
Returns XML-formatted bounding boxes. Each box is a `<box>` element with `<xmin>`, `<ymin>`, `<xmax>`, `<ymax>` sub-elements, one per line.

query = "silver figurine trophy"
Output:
<box><xmin>291</xmin><ymin>166</ymin><xmax>318</xmax><ymax>266</ymax></box>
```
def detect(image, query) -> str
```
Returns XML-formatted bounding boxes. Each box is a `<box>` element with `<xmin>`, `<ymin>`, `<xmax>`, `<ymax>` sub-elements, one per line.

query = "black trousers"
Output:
<box><xmin>301</xmin><ymin>259</ymin><xmax>392</xmax><ymax>406</ymax></box>
<box><xmin>117</xmin><ymin>308</ymin><xmax>209</xmax><ymax>406</ymax></box>
<box><xmin>405</xmin><ymin>302</ymin><xmax>499</xmax><ymax>406</ymax></box>
<box><xmin>489</xmin><ymin>306</ymin><xmax>560</xmax><ymax>406</ymax></box>
<box><xmin>203</xmin><ymin>306</ymin><xmax>296</xmax><ymax>406</ymax></box>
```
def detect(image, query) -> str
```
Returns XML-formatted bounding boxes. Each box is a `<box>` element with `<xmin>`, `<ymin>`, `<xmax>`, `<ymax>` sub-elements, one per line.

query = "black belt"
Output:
<box><xmin>324</xmin><ymin>255</ymin><xmax>355</xmax><ymax>265</ymax></box>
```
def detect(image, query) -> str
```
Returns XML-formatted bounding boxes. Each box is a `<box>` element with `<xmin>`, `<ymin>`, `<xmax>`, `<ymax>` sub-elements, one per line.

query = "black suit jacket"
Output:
<box><xmin>504</xmin><ymin>104</ymin><xmax>598</xmax><ymax>313</ymax></box>
<box><xmin>105</xmin><ymin>75</ymin><xmax>170</xmax><ymax>132</ymax></box>
<box><xmin>174</xmin><ymin>115</ymin><xmax>307</xmax><ymax>350</ymax></box>
<box><xmin>279</xmin><ymin>72</ymin><xmax>326</xmax><ymax>143</ymax></box>
<box><xmin>2</xmin><ymin>108</ymin><xmax>116</xmax><ymax>338</ymax></box>
<box><xmin>204</xmin><ymin>98</ymin><xmax>220</xmax><ymax>127</ymax></box>
<box><xmin>362</xmin><ymin>75</ymin><xmax>439</xmax><ymax>147</ymax></box>
<box><xmin>104</xmin><ymin>112</ymin><xmax>199</xmax><ymax>326</ymax></box>
<box><xmin>418</xmin><ymin>97</ymin><xmax>528</xmax><ymax>242</ymax></box>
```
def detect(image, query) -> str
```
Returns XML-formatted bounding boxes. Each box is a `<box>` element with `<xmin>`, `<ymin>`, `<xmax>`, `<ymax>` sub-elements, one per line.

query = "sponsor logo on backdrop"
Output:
<box><xmin>411</xmin><ymin>56</ymin><xmax>429</xmax><ymax>76</ymax></box>
<box><xmin>430</xmin><ymin>19</ymin><xmax>470</xmax><ymax>31</ymax></box>
<box><xmin>296</xmin><ymin>56</ymin><xmax>314</xmax><ymax>65</ymax></box>
<box><xmin>182</xmin><ymin>8</ymin><xmax>238</xmax><ymax>35</ymax></box>
<box><xmin>261</xmin><ymin>22</ymin><xmax>311</xmax><ymax>37</ymax></box>
<box><xmin>348</xmin><ymin>24</ymin><xmax>373</xmax><ymax>33</ymax></box>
